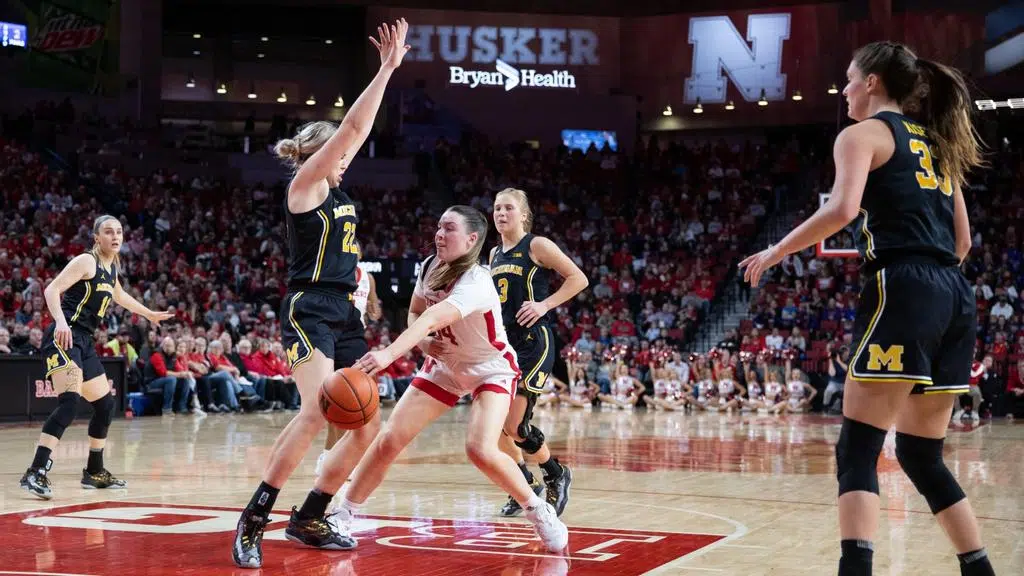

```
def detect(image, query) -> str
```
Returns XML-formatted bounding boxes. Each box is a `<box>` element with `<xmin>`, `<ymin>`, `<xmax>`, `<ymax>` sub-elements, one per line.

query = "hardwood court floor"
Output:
<box><xmin>0</xmin><ymin>405</ymin><xmax>1021</xmax><ymax>575</ymax></box>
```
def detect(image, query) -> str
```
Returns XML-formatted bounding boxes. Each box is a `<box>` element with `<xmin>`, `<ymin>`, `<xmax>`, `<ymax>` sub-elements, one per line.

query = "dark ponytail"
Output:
<box><xmin>912</xmin><ymin>58</ymin><xmax>984</xmax><ymax>189</ymax></box>
<box><xmin>853</xmin><ymin>42</ymin><xmax>984</xmax><ymax>189</ymax></box>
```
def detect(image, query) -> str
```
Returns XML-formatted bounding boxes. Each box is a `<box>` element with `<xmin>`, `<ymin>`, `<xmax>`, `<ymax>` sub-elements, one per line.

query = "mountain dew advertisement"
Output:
<box><xmin>8</xmin><ymin>0</ymin><xmax>120</xmax><ymax>93</ymax></box>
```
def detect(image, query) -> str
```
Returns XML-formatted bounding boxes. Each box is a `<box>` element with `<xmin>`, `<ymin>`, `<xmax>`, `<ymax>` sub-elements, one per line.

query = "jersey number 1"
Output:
<box><xmin>908</xmin><ymin>138</ymin><xmax>953</xmax><ymax>196</ymax></box>
<box><xmin>97</xmin><ymin>296</ymin><xmax>112</xmax><ymax>318</ymax></box>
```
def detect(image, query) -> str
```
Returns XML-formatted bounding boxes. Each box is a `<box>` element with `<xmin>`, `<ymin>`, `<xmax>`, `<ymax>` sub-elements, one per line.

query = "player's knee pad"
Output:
<box><xmin>87</xmin><ymin>393</ymin><xmax>115</xmax><ymax>440</ymax></box>
<box><xmin>895</xmin><ymin>432</ymin><xmax>965</xmax><ymax>514</ymax></box>
<box><xmin>514</xmin><ymin>424</ymin><xmax>546</xmax><ymax>454</ymax></box>
<box><xmin>835</xmin><ymin>417</ymin><xmax>887</xmax><ymax>496</ymax></box>
<box><xmin>42</xmin><ymin>392</ymin><xmax>81</xmax><ymax>439</ymax></box>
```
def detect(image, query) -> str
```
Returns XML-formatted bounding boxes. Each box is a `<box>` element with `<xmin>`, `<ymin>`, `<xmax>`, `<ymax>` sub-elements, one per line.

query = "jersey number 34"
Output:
<box><xmin>909</xmin><ymin>138</ymin><xmax>953</xmax><ymax>197</ymax></box>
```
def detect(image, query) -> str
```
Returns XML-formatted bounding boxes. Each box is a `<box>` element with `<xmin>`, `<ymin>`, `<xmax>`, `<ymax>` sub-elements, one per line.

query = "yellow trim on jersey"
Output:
<box><xmin>69</xmin><ymin>282</ymin><xmax>92</xmax><ymax>323</ymax></box>
<box><xmin>312</xmin><ymin>210</ymin><xmax>330</xmax><ymax>283</ymax></box>
<box><xmin>526</xmin><ymin>265</ymin><xmax>537</xmax><ymax>301</ymax></box>
<box><xmin>849</xmin><ymin>270</ymin><xmax>933</xmax><ymax>385</ymax></box>
<box><xmin>858</xmin><ymin>208</ymin><xmax>876</xmax><ymax>260</ymax></box>
<box><xmin>521</xmin><ymin>325</ymin><xmax>551</xmax><ymax>393</ymax></box>
<box><xmin>45</xmin><ymin>335</ymin><xmax>76</xmax><ymax>377</ymax></box>
<box><xmin>287</xmin><ymin>292</ymin><xmax>315</xmax><ymax>369</ymax></box>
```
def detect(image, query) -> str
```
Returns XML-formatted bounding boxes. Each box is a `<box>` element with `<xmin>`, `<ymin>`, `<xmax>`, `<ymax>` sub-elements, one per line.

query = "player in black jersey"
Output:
<box><xmin>20</xmin><ymin>215</ymin><xmax>173</xmax><ymax>500</ymax></box>
<box><xmin>232</xmin><ymin>18</ymin><xmax>410</xmax><ymax>569</ymax></box>
<box><xmin>490</xmin><ymin>188</ymin><xmax>589</xmax><ymax>517</ymax></box>
<box><xmin>740</xmin><ymin>42</ymin><xmax>993</xmax><ymax>576</ymax></box>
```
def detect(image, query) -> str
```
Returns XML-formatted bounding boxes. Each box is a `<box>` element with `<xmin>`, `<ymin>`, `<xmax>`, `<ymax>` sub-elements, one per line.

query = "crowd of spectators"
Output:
<box><xmin>3</xmin><ymin>100</ymin><xmax>1020</xmax><ymax>420</ymax></box>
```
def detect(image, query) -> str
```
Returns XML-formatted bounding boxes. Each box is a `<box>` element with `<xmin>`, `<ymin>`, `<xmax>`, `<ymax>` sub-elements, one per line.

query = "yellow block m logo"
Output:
<box><xmin>286</xmin><ymin>342</ymin><xmax>300</xmax><ymax>366</ymax></box>
<box><xmin>46</xmin><ymin>354</ymin><xmax>61</xmax><ymax>371</ymax></box>
<box><xmin>867</xmin><ymin>344</ymin><xmax>904</xmax><ymax>372</ymax></box>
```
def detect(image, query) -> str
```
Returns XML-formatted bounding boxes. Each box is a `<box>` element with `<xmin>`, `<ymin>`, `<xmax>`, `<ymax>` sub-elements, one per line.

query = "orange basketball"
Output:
<box><xmin>319</xmin><ymin>367</ymin><xmax>379</xmax><ymax>429</ymax></box>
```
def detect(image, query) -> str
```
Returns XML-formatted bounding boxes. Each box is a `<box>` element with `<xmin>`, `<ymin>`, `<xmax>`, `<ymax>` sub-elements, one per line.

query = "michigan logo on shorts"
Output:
<box><xmin>46</xmin><ymin>354</ymin><xmax>61</xmax><ymax>372</ymax></box>
<box><xmin>867</xmin><ymin>344</ymin><xmax>904</xmax><ymax>372</ymax></box>
<box><xmin>286</xmin><ymin>342</ymin><xmax>301</xmax><ymax>367</ymax></box>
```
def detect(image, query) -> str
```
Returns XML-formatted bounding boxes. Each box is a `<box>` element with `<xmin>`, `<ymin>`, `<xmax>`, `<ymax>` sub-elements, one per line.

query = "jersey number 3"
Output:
<box><xmin>908</xmin><ymin>138</ymin><xmax>953</xmax><ymax>197</ymax></box>
<box><xmin>496</xmin><ymin>278</ymin><xmax>509</xmax><ymax>303</ymax></box>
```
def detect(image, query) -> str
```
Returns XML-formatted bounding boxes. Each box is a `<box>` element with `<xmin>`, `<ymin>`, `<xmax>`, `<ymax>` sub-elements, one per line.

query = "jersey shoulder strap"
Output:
<box><xmin>488</xmin><ymin>246</ymin><xmax>498</xmax><ymax>266</ymax></box>
<box><xmin>419</xmin><ymin>255</ymin><xmax>436</xmax><ymax>284</ymax></box>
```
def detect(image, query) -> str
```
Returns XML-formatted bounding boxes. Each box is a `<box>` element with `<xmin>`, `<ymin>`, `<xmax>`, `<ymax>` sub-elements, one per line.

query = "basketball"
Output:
<box><xmin>319</xmin><ymin>368</ymin><xmax>379</xmax><ymax>429</ymax></box>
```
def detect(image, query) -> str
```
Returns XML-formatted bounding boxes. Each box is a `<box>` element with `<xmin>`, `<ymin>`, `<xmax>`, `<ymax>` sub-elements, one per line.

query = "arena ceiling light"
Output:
<box><xmin>791</xmin><ymin>90</ymin><xmax>803</xmax><ymax>101</ymax></box>
<box><xmin>192</xmin><ymin>33</ymin><xmax>201</xmax><ymax>39</ymax></box>
<box><xmin>334</xmin><ymin>95</ymin><xmax>345</xmax><ymax>108</ymax></box>
<box><xmin>693</xmin><ymin>98</ymin><xmax>703</xmax><ymax>114</ymax></box>
<box><xmin>662</xmin><ymin>105</ymin><xmax>673</xmax><ymax>116</ymax></box>
<box><xmin>216</xmin><ymin>82</ymin><xmax>227</xmax><ymax>94</ymax></box>
<box><xmin>757</xmin><ymin>89</ymin><xmax>768</xmax><ymax>106</ymax></box>
<box><xmin>306</xmin><ymin>95</ymin><xmax>317</xmax><ymax>106</ymax></box>
<box><xmin>247</xmin><ymin>83</ymin><xmax>257</xmax><ymax>99</ymax></box>
<box><xmin>257</xmin><ymin>53</ymin><xmax>265</xmax><ymax>59</ymax></box>
<box><xmin>260</xmin><ymin>36</ymin><xmax>268</xmax><ymax>42</ymax></box>
<box><xmin>186</xmin><ymin>74</ymin><xmax>195</xmax><ymax>88</ymax></box>
<box><xmin>277</xmin><ymin>89</ymin><xmax>287</xmax><ymax>103</ymax></box>
<box><xmin>828</xmin><ymin>83</ymin><xmax>839</xmax><ymax>95</ymax></box>
<box><xmin>325</xmin><ymin>39</ymin><xmax>333</xmax><ymax>45</ymax></box>
<box><xmin>975</xmin><ymin>98</ymin><xmax>1023</xmax><ymax>110</ymax></box>
<box><xmin>725</xmin><ymin>100</ymin><xmax>735</xmax><ymax>110</ymax></box>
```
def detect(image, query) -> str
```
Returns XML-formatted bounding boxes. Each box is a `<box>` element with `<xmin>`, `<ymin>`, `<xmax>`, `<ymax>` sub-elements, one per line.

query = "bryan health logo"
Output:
<box><xmin>449</xmin><ymin>59</ymin><xmax>576</xmax><ymax>91</ymax></box>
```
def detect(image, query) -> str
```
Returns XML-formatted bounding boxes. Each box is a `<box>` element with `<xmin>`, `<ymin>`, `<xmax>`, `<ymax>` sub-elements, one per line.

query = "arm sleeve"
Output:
<box><xmin>150</xmin><ymin>353</ymin><xmax>168</xmax><ymax>377</ymax></box>
<box><xmin>444</xmin><ymin>270</ymin><xmax>495</xmax><ymax>318</ymax></box>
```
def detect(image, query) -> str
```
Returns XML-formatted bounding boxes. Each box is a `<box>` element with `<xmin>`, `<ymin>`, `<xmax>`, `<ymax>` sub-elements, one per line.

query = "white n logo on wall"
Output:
<box><xmin>685</xmin><ymin>14</ymin><xmax>791</xmax><ymax>104</ymax></box>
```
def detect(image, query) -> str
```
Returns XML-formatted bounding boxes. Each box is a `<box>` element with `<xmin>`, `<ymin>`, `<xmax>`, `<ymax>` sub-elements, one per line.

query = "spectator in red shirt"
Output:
<box><xmin>142</xmin><ymin>337</ymin><xmax>188</xmax><ymax>414</ymax></box>
<box><xmin>610</xmin><ymin>310</ymin><xmax>636</xmax><ymax>340</ymax></box>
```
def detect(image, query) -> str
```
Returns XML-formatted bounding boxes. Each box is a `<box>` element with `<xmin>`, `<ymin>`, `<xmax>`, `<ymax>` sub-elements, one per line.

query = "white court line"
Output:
<box><xmin>718</xmin><ymin>543</ymin><xmax>769</xmax><ymax>549</ymax></box>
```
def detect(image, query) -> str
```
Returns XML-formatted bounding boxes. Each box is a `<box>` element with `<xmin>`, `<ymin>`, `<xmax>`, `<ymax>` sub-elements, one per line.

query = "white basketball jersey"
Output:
<box><xmin>414</xmin><ymin>258</ymin><xmax>517</xmax><ymax>366</ymax></box>
<box><xmin>717</xmin><ymin>379</ymin><xmax>735</xmax><ymax>396</ymax></box>
<box><xmin>765</xmin><ymin>381</ymin><xmax>782</xmax><ymax>399</ymax></box>
<box><xmin>354</xmin><ymin>265</ymin><xmax>371</xmax><ymax>322</ymax></box>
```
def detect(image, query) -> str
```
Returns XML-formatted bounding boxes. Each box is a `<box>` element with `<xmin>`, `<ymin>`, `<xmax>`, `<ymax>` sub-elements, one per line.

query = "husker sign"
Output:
<box><xmin>405</xmin><ymin>24</ymin><xmax>594</xmax><ymax>91</ymax></box>
<box><xmin>684</xmin><ymin>14</ymin><xmax>791</xmax><ymax>104</ymax></box>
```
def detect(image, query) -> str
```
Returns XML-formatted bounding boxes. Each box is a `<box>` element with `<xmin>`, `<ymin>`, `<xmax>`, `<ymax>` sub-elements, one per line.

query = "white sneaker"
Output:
<box><xmin>314</xmin><ymin>450</ymin><xmax>328</xmax><ymax>476</ymax></box>
<box><xmin>325</xmin><ymin>505</ymin><xmax>354</xmax><ymax>541</ymax></box>
<box><xmin>526</xmin><ymin>502</ymin><xmax>568</xmax><ymax>552</ymax></box>
<box><xmin>952</xmin><ymin>410</ymin><xmax>965</xmax><ymax>421</ymax></box>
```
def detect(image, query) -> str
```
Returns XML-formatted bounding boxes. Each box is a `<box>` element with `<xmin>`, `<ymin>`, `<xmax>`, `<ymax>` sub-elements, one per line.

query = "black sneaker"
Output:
<box><xmin>20</xmin><ymin>467</ymin><xmax>53</xmax><ymax>500</ymax></box>
<box><xmin>81</xmin><ymin>469</ymin><xmax>127</xmax><ymax>489</ymax></box>
<box><xmin>544</xmin><ymin>462</ymin><xmax>573</xmax><ymax>517</ymax></box>
<box><xmin>284</xmin><ymin>506</ymin><xmax>357</xmax><ymax>550</ymax></box>
<box><xmin>500</xmin><ymin>476</ymin><xmax>544</xmax><ymax>517</ymax></box>
<box><xmin>232</xmin><ymin>508</ymin><xmax>270</xmax><ymax>568</ymax></box>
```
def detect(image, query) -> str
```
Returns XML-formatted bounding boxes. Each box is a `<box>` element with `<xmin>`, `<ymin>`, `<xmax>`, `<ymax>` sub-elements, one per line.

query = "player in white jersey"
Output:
<box><xmin>598</xmin><ymin>364</ymin><xmax>644</xmax><ymax>409</ymax></box>
<box><xmin>785</xmin><ymin>368</ymin><xmax>817</xmax><ymax>413</ymax></box>
<box><xmin>331</xmin><ymin>205</ymin><xmax>568</xmax><ymax>553</ymax></box>
<box><xmin>316</xmin><ymin>255</ymin><xmax>383</xmax><ymax>477</ymax></box>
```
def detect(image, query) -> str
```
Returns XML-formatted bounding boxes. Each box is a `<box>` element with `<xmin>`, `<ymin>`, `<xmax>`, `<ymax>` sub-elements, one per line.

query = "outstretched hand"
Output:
<box><xmin>738</xmin><ymin>245</ymin><xmax>784</xmax><ymax>287</ymax></box>
<box><xmin>370</xmin><ymin>18</ymin><xmax>411</xmax><ymax>71</ymax></box>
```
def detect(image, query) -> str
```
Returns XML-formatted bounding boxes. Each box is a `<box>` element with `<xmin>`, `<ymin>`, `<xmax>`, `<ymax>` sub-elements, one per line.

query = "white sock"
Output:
<box><xmin>524</xmin><ymin>492</ymin><xmax>545</xmax><ymax>511</ymax></box>
<box><xmin>340</xmin><ymin>495</ymin><xmax>362</xmax><ymax>516</ymax></box>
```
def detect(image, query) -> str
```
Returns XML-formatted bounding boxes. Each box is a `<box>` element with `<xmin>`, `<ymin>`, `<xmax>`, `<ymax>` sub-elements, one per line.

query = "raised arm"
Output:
<box><xmin>290</xmin><ymin>19</ymin><xmax>410</xmax><ymax>198</ymax></box>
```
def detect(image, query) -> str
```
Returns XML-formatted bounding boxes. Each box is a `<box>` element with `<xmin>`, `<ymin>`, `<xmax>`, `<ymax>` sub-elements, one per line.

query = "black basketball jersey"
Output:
<box><xmin>854</xmin><ymin>111</ymin><xmax>958</xmax><ymax>266</ymax></box>
<box><xmin>62</xmin><ymin>253</ymin><xmax>117</xmax><ymax>333</ymax></box>
<box><xmin>285</xmin><ymin>187</ymin><xmax>359</xmax><ymax>290</ymax></box>
<box><xmin>490</xmin><ymin>234</ymin><xmax>551</xmax><ymax>336</ymax></box>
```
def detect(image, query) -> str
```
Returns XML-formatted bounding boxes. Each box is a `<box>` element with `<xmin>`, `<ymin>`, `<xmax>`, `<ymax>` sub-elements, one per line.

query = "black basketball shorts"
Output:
<box><xmin>281</xmin><ymin>289</ymin><xmax>368</xmax><ymax>372</ymax></box>
<box><xmin>41</xmin><ymin>325</ymin><xmax>106</xmax><ymax>382</ymax></box>
<box><xmin>513</xmin><ymin>324</ymin><xmax>555</xmax><ymax>396</ymax></box>
<box><xmin>848</xmin><ymin>263</ymin><xmax>976</xmax><ymax>395</ymax></box>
